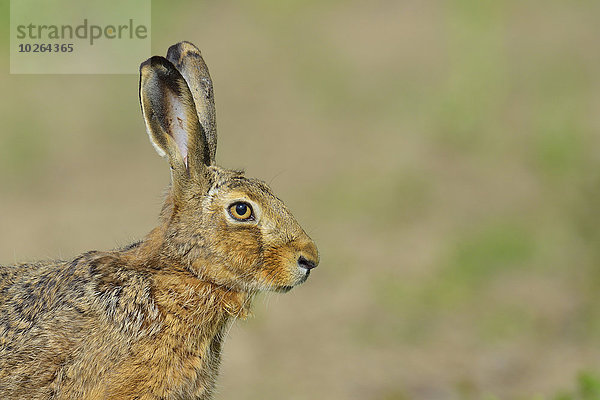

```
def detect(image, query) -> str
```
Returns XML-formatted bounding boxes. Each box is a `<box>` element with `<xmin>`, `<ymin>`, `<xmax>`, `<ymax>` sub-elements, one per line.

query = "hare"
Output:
<box><xmin>0</xmin><ymin>41</ymin><xmax>319</xmax><ymax>400</ymax></box>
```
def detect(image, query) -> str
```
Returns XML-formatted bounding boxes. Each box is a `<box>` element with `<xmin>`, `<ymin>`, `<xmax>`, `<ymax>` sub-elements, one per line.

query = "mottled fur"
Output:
<box><xmin>0</xmin><ymin>42</ymin><xmax>318</xmax><ymax>399</ymax></box>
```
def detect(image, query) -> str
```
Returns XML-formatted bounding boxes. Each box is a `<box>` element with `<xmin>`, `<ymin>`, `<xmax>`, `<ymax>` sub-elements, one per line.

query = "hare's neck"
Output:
<box><xmin>126</xmin><ymin>220</ymin><xmax>256</xmax><ymax>352</ymax></box>
<box><xmin>122</xmin><ymin>268</ymin><xmax>254</xmax><ymax>398</ymax></box>
<box><xmin>151</xmin><ymin>267</ymin><xmax>254</xmax><ymax>335</ymax></box>
<box><xmin>117</xmin><ymin>225</ymin><xmax>257</xmax><ymax>397</ymax></box>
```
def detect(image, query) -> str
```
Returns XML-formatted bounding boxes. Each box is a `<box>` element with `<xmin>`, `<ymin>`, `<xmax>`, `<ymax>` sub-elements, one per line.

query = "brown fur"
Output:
<box><xmin>0</xmin><ymin>42</ymin><xmax>318</xmax><ymax>399</ymax></box>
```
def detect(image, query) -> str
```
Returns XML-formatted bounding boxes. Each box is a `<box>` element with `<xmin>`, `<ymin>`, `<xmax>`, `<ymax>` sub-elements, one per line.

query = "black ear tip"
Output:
<box><xmin>166</xmin><ymin>44</ymin><xmax>183</xmax><ymax>64</ymax></box>
<box><xmin>167</xmin><ymin>42</ymin><xmax>203</xmax><ymax>64</ymax></box>
<box><xmin>139</xmin><ymin>56</ymin><xmax>177</xmax><ymax>75</ymax></box>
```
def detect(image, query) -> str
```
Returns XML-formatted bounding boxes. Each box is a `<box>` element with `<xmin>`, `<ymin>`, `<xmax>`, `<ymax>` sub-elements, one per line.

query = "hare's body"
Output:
<box><xmin>0</xmin><ymin>43</ymin><xmax>318</xmax><ymax>400</ymax></box>
<box><xmin>0</xmin><ymin>246</ymin><xmax>242</xmax><ymax>399</ymax></box>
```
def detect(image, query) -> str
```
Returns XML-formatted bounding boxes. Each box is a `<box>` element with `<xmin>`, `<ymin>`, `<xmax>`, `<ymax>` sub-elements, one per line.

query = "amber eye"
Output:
<box><xmin>228</xmin><ymin>202</ymin><xmax>253</xmax><ymax>221</ymax></box>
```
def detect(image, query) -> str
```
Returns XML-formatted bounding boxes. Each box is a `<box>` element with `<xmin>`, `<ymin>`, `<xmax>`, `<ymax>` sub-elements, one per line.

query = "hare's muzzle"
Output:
<box><xmin>297</xmin><ymin>255</ymin><xmax>317</xmax><ymax>270</ymax></box>
<box><xmin>296</xmin><ymin>239</ymin><xmax>319</xmax><ymax>272</ymax></box>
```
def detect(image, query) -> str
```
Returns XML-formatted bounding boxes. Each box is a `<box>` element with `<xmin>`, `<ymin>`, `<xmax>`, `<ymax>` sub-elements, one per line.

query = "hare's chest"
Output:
<box><xmin>91</xmin><ymin>320</ymin><xmax>227</xmax><ymax>399</ymax></box>
<box><xmin>188</xmin><ymin>333</ymin><xmax>226</xmax><ymax>396</ymax></box>
<box><xmin>160</xmin><ymin>326</ymin><xmax>227</xmax><ymax>399</ymax></box>
<box><xmin>156</xmin><ymin>319</ymin><xmax>229</xmax><ymax>398</ymax></box>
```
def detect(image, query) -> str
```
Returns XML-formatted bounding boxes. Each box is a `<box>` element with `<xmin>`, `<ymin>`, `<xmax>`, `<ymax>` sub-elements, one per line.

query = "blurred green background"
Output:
<box><xmin>2</xmin><ymin>1</ymin><xmax>600</xmax><ymax>399</ymax></box>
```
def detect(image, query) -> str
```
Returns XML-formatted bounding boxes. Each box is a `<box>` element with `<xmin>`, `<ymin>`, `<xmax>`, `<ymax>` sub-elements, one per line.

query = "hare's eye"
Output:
<box><xmin>228</xmin><ymin>202</ymin><xmax>253</xmax><ymax>221</ymax></box>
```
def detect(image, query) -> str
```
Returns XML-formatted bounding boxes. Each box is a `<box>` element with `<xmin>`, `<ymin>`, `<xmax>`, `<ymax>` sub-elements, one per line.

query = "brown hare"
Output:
<box><xmin>0</xmin><ymin>41</ymin><xmax>319</xmax><ymax>399</ymax></box>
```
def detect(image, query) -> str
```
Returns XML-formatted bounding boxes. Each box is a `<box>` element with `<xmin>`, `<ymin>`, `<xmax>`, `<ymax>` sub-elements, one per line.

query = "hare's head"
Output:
<box><xmin>139</xmin><ymin>42</ymin><xmax>318</xmax><ymax>293</ymax></box>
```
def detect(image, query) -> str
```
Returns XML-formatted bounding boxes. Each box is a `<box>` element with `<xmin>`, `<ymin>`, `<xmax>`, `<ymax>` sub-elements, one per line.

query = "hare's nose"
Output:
<box><xmin>298</xmin><ymin>255</ymin><xmax>318</xmax><ymax>270</ymax></box>
<box><xmin>296</xmin><ymin>236</ymin><xmax>319</xmax><ymax>270</ymax></box>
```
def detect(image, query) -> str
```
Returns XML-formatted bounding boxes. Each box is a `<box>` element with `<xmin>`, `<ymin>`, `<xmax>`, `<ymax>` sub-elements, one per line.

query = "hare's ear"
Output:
<box><xmin>139</xmin><ymin>56</ymin><xmax>211</xmax><ymax>185</ymax></box>
<box><xmin>166</xmin><ymin>42</ymin><xmax>217</xmax><ymax>165</ymax></box>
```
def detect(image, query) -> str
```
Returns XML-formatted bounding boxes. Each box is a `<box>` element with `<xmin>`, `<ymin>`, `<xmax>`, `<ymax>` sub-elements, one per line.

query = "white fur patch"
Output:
<box><xmin>166</xmin><ymin>91</ymin><xmax>189</xmax><ymax>164</ymax></box>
